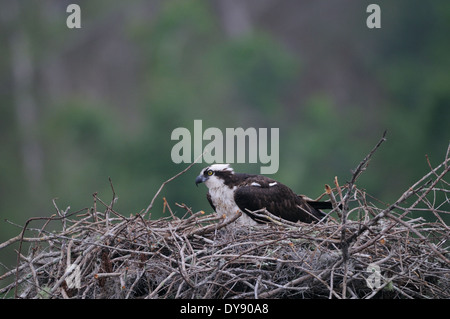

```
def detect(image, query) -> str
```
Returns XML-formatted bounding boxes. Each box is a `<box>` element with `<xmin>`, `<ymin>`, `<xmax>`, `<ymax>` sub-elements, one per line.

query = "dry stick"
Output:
<box><xmin>0</xmin><ymin>233</ymin><xmax>53</xmax><ymax>250</ymax></box>
<box><xmin>248</xmin><ymin>208</ymin><xmax>300</xmax><ymax>227</ymax></box>
<box><xmin>93</xmin><ymin>193</ymin><xmax>128</xmax><ymax>222</ymax></box>
<box><xmin>176</xmin><ymin>203</ymin><xmax>195</xmax><ymax>219</ymax></box>
<box><xmin>125</xmin><ymin>269</ymin><xmax>145</xmax><ymax>299</ymax></box>
<box><xmin>163</xmin><ymin>197</ymin><xmax>177</xmax><ymax>220</ymax></box>
<box><xmin>146</xmin><ymin>271</ymin><xmax>177</xmax><ymax>299</ymax></box>
<box><xmin>257</xmin><ymin>274</ymin><xmax>311</xmax><ymax>298</ymax></box>
<box><xmin>444</xmin><ymin>142</ymin><xmax>450</xmax><ymax>170</ymax></box>
<box><xmin>178</xmin><ymin>243</ymin><xmax>196</xmax><ymax>288</ymax></box>
<box><xmin>94</xmin><ymin>272</ymin><xmax>122</xmax><ymax>278</ymax></box>
<box><xmin>142</xmin><ymin>151</ymin><xmax>206</xmax><ymax>218</ymax></box>
<box><xmin>108</xmin><ymin>177</ymin><xmax>116</xmax><ymax>209</ymax></box>
<box><xmin>92</xmin><ymin>192</ymin><xmax>98</xmax><ymax>225</ymax></box>
<box><xmin>185</xmin><ymin>211</ymin><xmax>242</xmax><ymax>238</ymax></box>
<box><xmin>325</xmin><ymin>184</ymin><xmax>341</xmax><ymax>218</ymax></box>
<box><xmin>52</xmin><ymin>198</ymin><xmax>67</xmax><ymax>232</ymax></box>
<box><xmin>341</xmin><ymin>130</ymin><xmax>388</xmax><ymax>216</ymax></box>
<box><xmin>340</xmin><ymin>130</ymin><xmax>387</xmax><ymax>298</ymax></box>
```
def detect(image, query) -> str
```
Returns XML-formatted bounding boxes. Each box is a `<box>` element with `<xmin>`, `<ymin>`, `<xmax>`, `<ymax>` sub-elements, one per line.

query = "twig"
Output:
<box><xmin>342</xmin><ymin>130</ymin><xmax>387</xmax><ymax>213</ymax></box>
<box><xmin>142</xmin><ymin>151</ymin><xmax>205</xmax><ymax>218</ymax></box>
<box><xmin>338</xmin><ymin>131</ymin><xmax>389</xmax><ymax>298</ymax></box>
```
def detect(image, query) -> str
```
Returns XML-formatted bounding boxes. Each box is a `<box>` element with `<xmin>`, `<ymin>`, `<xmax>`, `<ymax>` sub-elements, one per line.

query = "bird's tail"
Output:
<box><xmin>297</xmin><ymin>195</ymin><xmax>336</xmax><ymax>221</ymax></box>
<box><xmin>305</xmin><ymin>200</ymin><xmax>333</xmax><ymax>210</ymax></box>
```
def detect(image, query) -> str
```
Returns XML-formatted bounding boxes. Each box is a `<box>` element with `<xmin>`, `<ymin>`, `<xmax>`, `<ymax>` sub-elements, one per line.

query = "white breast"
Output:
<box><xmin>207</xmin><ymin>185</ymin><xmax>257</xmax><ymax>226</ymax></box>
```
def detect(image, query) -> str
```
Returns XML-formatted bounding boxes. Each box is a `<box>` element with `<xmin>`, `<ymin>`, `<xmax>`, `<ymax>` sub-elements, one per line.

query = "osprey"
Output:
<box><xmin>195</xmin><ymin>164</ymin><xmax>333</xmax><ymax>226</ymax></box>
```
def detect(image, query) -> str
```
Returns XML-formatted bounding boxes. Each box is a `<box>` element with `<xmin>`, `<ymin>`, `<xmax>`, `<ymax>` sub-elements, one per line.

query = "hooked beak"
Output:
<box><xmin>195</xmin><ymin>175</ymin><xmax>207</xmax><ymax>187</ymax></box>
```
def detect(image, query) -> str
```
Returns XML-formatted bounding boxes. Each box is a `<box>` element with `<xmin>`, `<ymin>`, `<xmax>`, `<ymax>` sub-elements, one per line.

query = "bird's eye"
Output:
<box><xmin>207</xmin><ymin>170</ymin><xmax>213</xmax><ymax>176</ymax></box>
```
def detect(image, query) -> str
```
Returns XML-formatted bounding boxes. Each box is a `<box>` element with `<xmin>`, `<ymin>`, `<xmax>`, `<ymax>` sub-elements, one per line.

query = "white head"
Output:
<box><xmin>195</xmin><ymin>164</ymin><xmax>235</xmax><ymax>189</ymax></box>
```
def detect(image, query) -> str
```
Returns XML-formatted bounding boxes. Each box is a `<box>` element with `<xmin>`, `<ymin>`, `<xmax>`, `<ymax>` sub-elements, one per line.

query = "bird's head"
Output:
<box><xmin>195</xmin><ymin>164</ymin><xmax>235</xmax><ymax>188</ymax></box>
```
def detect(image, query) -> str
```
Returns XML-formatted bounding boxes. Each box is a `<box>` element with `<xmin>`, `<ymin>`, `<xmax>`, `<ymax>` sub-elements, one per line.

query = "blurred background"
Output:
<box><xmin>1</xmin><ymin>0</ymin><xmax>449</xmax><ymax>279</ymax></box>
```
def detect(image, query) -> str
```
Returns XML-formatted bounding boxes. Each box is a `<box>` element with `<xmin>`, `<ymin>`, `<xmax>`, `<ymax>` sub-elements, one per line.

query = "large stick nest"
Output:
<box><xmin>1</xmin><ymin>137</ymin><xmax>449</xmax><ymax>299</ymax></box>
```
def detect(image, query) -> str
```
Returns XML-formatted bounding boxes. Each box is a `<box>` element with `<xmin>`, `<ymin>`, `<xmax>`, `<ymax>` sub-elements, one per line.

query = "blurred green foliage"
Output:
<box><xmin>0</xmin><ymin>0</ymin><xmax>449</xmax><ymax>278</ymax></box>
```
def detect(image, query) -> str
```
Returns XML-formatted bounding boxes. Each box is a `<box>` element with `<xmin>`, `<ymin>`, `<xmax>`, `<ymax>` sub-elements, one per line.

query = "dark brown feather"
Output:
<box><xmin>233</xmin><ymin>175</ymin><xmax>327</xmax><ymax>223</ymax></box>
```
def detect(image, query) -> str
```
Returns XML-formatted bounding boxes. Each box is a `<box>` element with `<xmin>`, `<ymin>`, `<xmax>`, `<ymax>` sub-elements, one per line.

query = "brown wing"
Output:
<box><xmin>234</xmin><ymin>177</ymin><xmax>326</xmax><ymax>223</ymax></box>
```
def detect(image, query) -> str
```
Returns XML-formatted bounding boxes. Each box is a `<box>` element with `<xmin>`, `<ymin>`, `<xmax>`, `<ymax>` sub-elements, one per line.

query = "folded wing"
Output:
<box><xmin>234</xmin><ymin>177</ymin><xmax>327</xmax><ymax>223</ymax></box>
